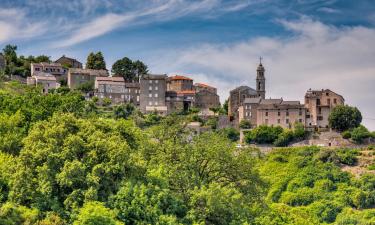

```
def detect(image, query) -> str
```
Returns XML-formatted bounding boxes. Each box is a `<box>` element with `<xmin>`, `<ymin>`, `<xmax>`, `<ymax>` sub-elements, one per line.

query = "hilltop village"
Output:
<box><xmin>0</xmin><ymin>52</ymin><xmax>346</xmax><ymax>133</ymax></box>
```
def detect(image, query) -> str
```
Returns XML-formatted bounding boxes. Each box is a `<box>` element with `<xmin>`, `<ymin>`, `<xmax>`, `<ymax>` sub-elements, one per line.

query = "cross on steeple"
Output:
<box><xmin>259</xmin><ymin>56</ymin><xmax>263</xmax><ymax>64</ymax></box>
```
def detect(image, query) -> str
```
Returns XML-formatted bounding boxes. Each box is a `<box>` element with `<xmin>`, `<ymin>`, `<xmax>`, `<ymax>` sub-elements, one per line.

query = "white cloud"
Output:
<box><xmin>317</xmin><ymin>7</ymin><xmax>340</xmax><ymax>14</ymax></box>
<box><xmin>148</xmin><ymin>17</ymin><xmax>375</xmax><ymax>130</ymax></box>
<box><xmin>0</xmin><ymin>8</ymin><xmax>45</xmax><ymax>43</ymax></box>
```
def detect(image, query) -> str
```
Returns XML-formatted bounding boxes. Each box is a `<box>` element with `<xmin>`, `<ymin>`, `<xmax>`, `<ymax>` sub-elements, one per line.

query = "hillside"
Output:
<box><xmin>0</xmin><ymin>82</ymin><xmax>374</xmax><ymax>224</ymax></box>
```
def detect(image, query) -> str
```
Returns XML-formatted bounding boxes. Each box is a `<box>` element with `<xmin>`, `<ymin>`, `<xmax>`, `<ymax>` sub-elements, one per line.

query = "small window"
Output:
<box><xmin>278</xmin><ymin>111</ymin><xmax>280</xmax><ymax>116</ymax></box>
<box><xmin>326</xmin><ymin>92</ymin><xmax>329</xmax><ymax>96</ymax></box>
<box><xmin>286</xmin><ymin>111</ymin><xmax>289</xmax><ymax>116</ymax></box>
<box><xmin>149</xmin><ymin>93</ymin><xmax>152</xmax><ymax>97</ymax></box>
<box><xmin>286</xmin><ymin>119</ymin><xmax>289</xmax><ymax>124</ymax></box>
<box><xmin>299</xmin><ymin>109</ymin><xmax>302</xmax><ymax>116</ymax></box>
<box><xmin>155</xmin><ymin>80</ymin><xmax>159</xmax><ymax>84</ymax></box>
<box><xmin>334</xmin><ymin>98</ymin><xmax>337</xmax><ymax>104</ymax></box>
<box><xmin>149</xmin><ymin>86</ymin><xmax>152</xmax><ymax>90</ymax></box>
<box><xmin>149</xmin><ymin>80</ymin><xmax>152</xmax><ymax>84</ymax></box>
<box><xmin>149</xmin><ymin>101</ymin><xmax>152</xmax><ymax>106</ymax></box>
<box><xmin>327</xmin><ymin>99</ymin><xmax>331</xmax><ymax>105</ymax></box>
<box><xmin>265</xmin><ymin>111</ymin><xmax>268</xmax><ymax>116</ymax></box>
<box><xmin>299</xmin><ymin>119</ymin><xmax>303</xmax><ymax>123</ymax></box>
<box><xmin>154</xmin><ymin>93</ymin><xmax>158</xmax><ymax>98</ymax></box>
<box><xmin>277</xmin><ymin>119</ymin><xmax>280</xmax><ymax>124</ymax></box>
<box><xmin>155</xmin><ymin>86</ymin><xmax>158</xmax><ymax>91</ymax></box>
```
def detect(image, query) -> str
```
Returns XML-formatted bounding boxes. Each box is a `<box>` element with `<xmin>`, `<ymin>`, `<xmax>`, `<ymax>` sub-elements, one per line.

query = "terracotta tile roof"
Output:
<box><xmin>195</xmin><ymin>83</ymin><xmax>215</xmax><ymax>88</ymax></box>
<box><xmin>177</xmin><ymin>90</ymin><xmax>196</xmax><ymax>94</ymax></box>
<box><xmin>169</xmin><ymin>75</ymin><xmax>193</xmax><ymax>81</ymax></box>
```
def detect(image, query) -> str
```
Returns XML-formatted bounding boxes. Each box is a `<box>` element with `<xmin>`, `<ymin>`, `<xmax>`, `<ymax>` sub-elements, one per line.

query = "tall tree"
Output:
<box><xmin>86</xmin><ymin>52</ymin><xmax>106</xmax><ymax>70</ymax></box>
<box><xmin>2</xmin><ymin>45</ymin><xmax>17</xmax><ymax>75</ymax></box>
<box><xmin>328</xmin><ymin>105</ymin><xmax>362</xmax><ymax>131</ymax></box>
<box><xmin>111</xmin><ymin>57</ymin><xmax>148</xmax><ymax>82</ymax></box>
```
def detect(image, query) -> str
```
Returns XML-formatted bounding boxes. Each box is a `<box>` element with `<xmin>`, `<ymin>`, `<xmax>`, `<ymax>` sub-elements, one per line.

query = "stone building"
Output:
<box><xmin>238</xmin><ymin>97</ymin><xmax>262</xmax><ymax>128</ymax></box>
<box><xmin>68</xmin><ymin>68</ymin><xmax>109</xmax><ymax>89</ymax></box>
<box><xmin>94</xmin><ymin>77</ymin><xmax>126</xmax><ymax>104</ymax></box>
<box><xmin>0</xmin><ymin>53</ymin><xmax>5</xmax><ymax>70</ymax></box>
<box><xmin>228</xmin><ymin>62</ymin><xmax>266</xmax><ymax>118</ymax></box>
<box><xmin>27</xmin><ymin>73</ymin><xmax>60</xmax><ymax>93</ymax></box>
<box><xmin>31</xmin><ymin>62</ymin><xmax>67</xmax><ymax>82</ymax></box>
<box><xmin>304</xmin><ymin>89</ymin><xmax>345</xmax><ymax>129</ymax></box>
<box><xmin>55</xmin><ymin>55</ymin><xmax>83</xmax><ymax>69</ymax></box>
<box><xmin>195</xmin><ymin>89</ymin><xmax>220</xmax><ymax>111</ymax></box>
<box><xmin>140</xmin><ymin>74</ymin><xmax>168</xmax><ymax>115</ymax></box>
<box><xmin>166</xmin><ymin>75</ymin><xmax>196</xmax><ymax>112</ymax></box>
<box><xmin>125</xmin><ymin>82</ymin><xmax>140</xmax><ymax>106</ymax></box>
<box><xmin>194</xmin><ymin>83</ymin><xmax>217</xmax><ymax>94</ymax></box>
<box><xmin>256</xmin><ymin>99</ymin><xmax>306</xmax><ymax>129</ymax></box>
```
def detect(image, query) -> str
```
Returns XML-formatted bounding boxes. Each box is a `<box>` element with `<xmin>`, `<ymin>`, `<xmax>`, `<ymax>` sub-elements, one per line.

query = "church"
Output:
<box><xmin>228</xmin><ymin>60</ymin><xmax>344</xmax><ymax>130</ymax></box>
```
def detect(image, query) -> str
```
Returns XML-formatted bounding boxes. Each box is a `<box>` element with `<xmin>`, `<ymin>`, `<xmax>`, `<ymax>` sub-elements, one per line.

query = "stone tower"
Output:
<box><xmin>256</xmin><ymin>58</ymin><xmax>266</xmax><ymax>99</ymax></box>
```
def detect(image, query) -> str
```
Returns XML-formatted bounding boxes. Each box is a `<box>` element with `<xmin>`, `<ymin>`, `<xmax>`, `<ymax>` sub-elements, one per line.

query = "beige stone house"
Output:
<box><xmin>305</xmin><ymin>89</ymin><xmax>345</xmax><ymax>129</ymax></box>
<box><xmin>31</xmin><ymin>62</ymin><xmax>66</xmax><ymax>82</ymax></box>
<box><xmin>27</xmin><ymin>73</ymin><xmax>60</xmax><ymax>93</ymax></box>
<box><xmin>68</xmin><ymin>68</ymin><xmax>109</xmax><ymax>89</ymax></box>
<box><xmin>94</xmin><ymin>77</ymin><xmax>126</xmax><ymax>104</ymax></box>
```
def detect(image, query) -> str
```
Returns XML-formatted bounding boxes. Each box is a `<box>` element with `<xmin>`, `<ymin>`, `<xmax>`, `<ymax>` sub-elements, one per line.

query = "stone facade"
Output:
<box><xmin>305</xmin><ymin>89</ymin><xmax>345</xmax><ymax>128</ymax></box>
<box><xmin>125</xmin><ymin>82</ymin><xmax>140</xmax><ymax>106</ymax></box>
<box><xmin>195</xmin><ymin>89</ymin><xmax>220</xmax><ymax>110</ymax></box>
<box><xmin>228</xmin><ymin>86</ymin><xmax>259</xmax><ymax>118</ymax></box>
<box><xmin>238</xmin><ymin>97</ymin><xmax>261</xmax><ymax>128</ymax></box>
<box><xmin>31</xmin><ymin>62</ymin><xmax>67</xmax><ymax>82</ymax></box>
<box><xmin>257</xmin><ymin>99</ymin><xmax>306</xmax><ymax>129</ymax></box>
<box><xmin>194</xmin><ymin>83</ymin><xmax>217</xmax><ymax>94</ymax></box>
<box><xmin>27</xmin><ymin>73</ymin><xmax>60</xmax><ymax>93</ymax></box>
<box><xmin>140</xmin><ymin>74</ymin><xmax>168</xmax><ymax>115</ymax></box>
<box><xmin>55</xmin><ymin>55</ymin><xmax>83</xmax><ymax>69</ymax></box>
<box><xmin>68</xmin><ymin>68</ymin><xmax>109</xmax><ymax>89</ymax></box>
<box><xmin>94</xmin><ymin>77</ymin><xmax>127</xmax><ymax>104</ymax></box>
<box><xmin>0</xmin><ymin>53</ymin><xmax>5</xmax><ymax>70</ymax></box>
<box><xmin>167</xmin><ymin>75</ymin><xmax>194</xmax><ymax>92</ymax></box>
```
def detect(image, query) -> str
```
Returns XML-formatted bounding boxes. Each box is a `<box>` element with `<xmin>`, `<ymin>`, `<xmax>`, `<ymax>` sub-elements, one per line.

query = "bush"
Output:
<box><xmin>102</xmin><ymin>97</ymin><xmax>112</xmax><ymax>107</ymax></box>
<box><xmin>293</xmin><ymin>122</ymin><xmax>306</xmax><ymax>140</ymax></box>
<box><xmin>246</xmin><ymin>125</ymin><xmax>283</xmax><ymax>144</ymax></box>
<box><xmin>274</xmin><ymin>130</ymin><xmax>294</xmax><ymax>147</ymax></box>
<box><xmin>239</xmin><ymin>120</ymin><xmax>251</xmax><ymax>129</ymax></box>
<box><xmin>341</xmin><ymin>130</ymin><xmax>351</xmax><ymax>139</ymax></box>
<box><xmin>351</xmin><ymin>125</ymin><xmax>371</xmax><ymax>144</ymax></box>
<box><xmin>336</xmin><ymin>148</ymin><xmax>359</xmax><ymax>165</ymax></box>
<box><xmin>219</xmin><ymin>128</ymin><xmax>240</xmax><ymax>142</ymax></box>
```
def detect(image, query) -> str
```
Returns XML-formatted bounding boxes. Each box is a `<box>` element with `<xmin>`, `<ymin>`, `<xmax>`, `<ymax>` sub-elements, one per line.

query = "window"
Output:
<box><xmin>318</xmin><ymin>107</ymin><xmax>322</xmax><ymax>114</ymax></box>
<box><xmin>327</xmin><ymin>99</ymin><xmax>331</xmax><ymax>105</ymax></box>
<box><xmin>155</xmin><ymin>80</ymin><xmax>159</xmax><ymax>84</ymax></box>
<box><xmin>318</xmin><ymin>116</ymin><xmax>323</xmax><ymax>121</ymax></box>
<box><xmin>326</xmin><ymin>92</ymin><xmax>329</xmax><ymax>96</ymax></box>
<box><xmin>246</xmin><ymin>112</ymin><xmax>249</xmax><ymax>117</ymax></box>
<box><xmin>155</xmin><ymin>86</ymin><xmax>158</xmax><ymax>90</ymax></box>
<box><xmin>137</xmin><ymin>96</ymin><xmax>139</xmax><ymax>102</ymax></box>
<box><xmin>277</xmin><ymin>119</ymin><xmax>280</xmax><ymax>124</ymax></box>
<box><xmin>278</xmin><ymin>111</ymin><xmax>280</xmax><ymax>116</ymax></box>
<box><xmin>317</xmin><ymin>99</ymin><xmax>321</xmax><ymax>105</ymax></box>
<box><xmin>286</xmin><ymin>119</ymin><xmax>289</xmax><ymax>124</ymax></box>
<box><xmin>334</xmin><ymin>98</ymin><xmax>337</xmax><ymax>104</ymax></box>
<box><xmin>154</xmin><ymin>93</ymin><xmax>158</xmax><ymax>98</ymax></box>
<box><xmin>265</xmin><ymin>111</ymin><xmax>268</xmax><ymax>116</ymax></box>
<box><xmin>286</xmin><ymin>110</ymin><xmax>289</xmax><ymax>116</ymax></box>
<box><xmin>149</xmin><ymin>93</ymin><xmax>152</xmax><ymax>98</ymax></box>
<box><xmin>299</xmin><ymin>119</ymin><xmax>303</xmax><ymax>123</ymax></box>
<box><xmin>299</xmin><ymin>109</ymin><xmax>302</xmax><ymax>116</ymax></box>
<box><xmin>149</xmin><ymin>101</ymin><xmax>152</xmax><ymax>106</ymax></box>
<box><xmin>149</xmin><ymin>86</ymin><xmax>152</xmax><ymax>90</ymax></box>
<box><xmin>149</xmin><ymin>80</ymin><xmax>152</xmax><ymax>84</ymax></box>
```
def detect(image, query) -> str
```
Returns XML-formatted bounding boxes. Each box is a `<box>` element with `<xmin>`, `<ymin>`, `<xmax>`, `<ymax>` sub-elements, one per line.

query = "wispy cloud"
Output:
<box><xmin>0</xmin><ymin>8</ymin><xmax>46</xmax><ymax>43</ymax></box>
<box><xmin>317</xmin><ymin>7</ymin><xmax>340</xmax><ymax>14</ymax></box>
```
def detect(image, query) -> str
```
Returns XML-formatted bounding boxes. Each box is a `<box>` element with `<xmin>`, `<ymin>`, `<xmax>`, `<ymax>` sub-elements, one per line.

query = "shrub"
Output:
<box><xmin>351</xmin><ymin>125</ymin><xmax>370</xmax><ymax>144</ymax></box>
<box><xmin>315</xmin><ymin>149</ymin><xmax>340</xmax><ymax>165</ymax></box>
<box><xmin>248</xmin><ymin>125</ymin><xmax>283</xmax><ymax>144</ymax></box>
<box><xmin>219</xmin><ymin>128</ymin><xmax>240</xmax><ymax>142</ymax></box>
<box><xmin>239</xmin><ymin>120</ymin><xmax>251</xmax><ymax>129</ymax></box>
<box><xmin>336</xmin><ymin>148</ymin><xmax>359</xmax><ymax>166</ymax></box>
<box><xmin>274</xmin><ymin>130</ymin><xmax>294</xmax><ymax>147</ymax></box>
<box><xmin>102</xmin><ymin>97</ymin><xmax>112</xmax><ymax>107</ymax></box>
<box><xmin>293</xmin><ymin>122</ymin><xmax>306</xmax><ymax>140</ymax></box>
<box><xmin>342</xmin><ymin>130</ymin><xmax>351</xmax><ymax>139</ymax></box>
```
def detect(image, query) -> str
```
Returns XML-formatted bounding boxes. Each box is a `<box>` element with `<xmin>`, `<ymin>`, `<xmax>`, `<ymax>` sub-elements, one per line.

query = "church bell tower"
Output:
<box><xmin>256</xmin><ymin>57</ymin><xmax>266</xmax><ymax>99</ymax></box>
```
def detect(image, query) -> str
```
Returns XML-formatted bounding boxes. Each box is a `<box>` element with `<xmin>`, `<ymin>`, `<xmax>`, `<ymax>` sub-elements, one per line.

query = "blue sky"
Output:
<box><xmin>1</xmin><ymin>0</ymin><xmax>375</xmax><ymax>130</ymax></box>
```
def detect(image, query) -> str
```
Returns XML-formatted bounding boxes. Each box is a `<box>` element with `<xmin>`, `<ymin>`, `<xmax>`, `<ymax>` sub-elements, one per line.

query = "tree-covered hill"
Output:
<box><xmin>0</xmin><ymin>82</ymin><xmax>374</xmax><ymax>224</ymax></box>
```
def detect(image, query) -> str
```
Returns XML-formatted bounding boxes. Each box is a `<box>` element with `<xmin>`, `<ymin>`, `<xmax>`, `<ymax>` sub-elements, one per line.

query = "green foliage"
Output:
<box><xmin>245</xmin><ymin>125</ymin><xmax>283</xmax><ymax>144</ymax></box>
<box><xmin>76</xmin><ymin>81</ymin><xmax>94</xmax><ymax>93</ymax></box>
<box><xmin>0</xmin><ymin>202</ymin><xmax>39</xmax><ymax>225</ymax></box>
<box><xmin>239</xmin><ymin>119</ymin><xmax>251</xmax><ymax>129</ymax></box>
<box><xmin>273</xmin><ymin>130</ymin><xmax>294</xmax><ymax>147</ymax></box>
<box><xmin>102</xmin><ymin>97</ymin><xmax>112</xmax><ymax>107</ymax></box>
<box><xmin>329</xmin><ymin>105</ymin><xmax>362</xmax><ymax>131</ymax></box>
<box><xmin>113</xmin><ymin>103</ymin><xmax>135</xmax><ymax>119</ymax></box>
<box><xmin>110</xmin><ymin>181</ymin><xmax>186</xmax><ymax>225</ymax></box>
<box><xmin>351</xmin><ymin>125</ymin><xmax>371</xmax><ymax>143</ymax></box>
<box><xmin>219</xmin><ymin>128</ymin><xmax>240</xmax><ymax>142</ymax></box>
<box><xmin>205</xmin><ymin>117</ymin><xmax>218</xmax><ymax>129</ymax></box>
<box><xmin>73</xmin><ymin>201</ymin><xmax>123</xmax><ymax>225</ymax></box>
<box><xmin>342</xmin><ymin>130</ymin><xmax>352</xmax><ymax>139</ymax></box>
<box><xmin>111</xmin><ymin>57</ymin><xmax>148</xmax><ymax>82</ymax></box>
<box><xmin>86</xmin><ymin>52</ymin><xmax>106</xmax><ymax>70</ymax></box>
<box><xmin>293</xmin><ymin>122</ymin><xmax>306</xmax><ymax>140</ymax></box>
<box><xmin>0</xmin><ymin>111</ymin><xmax>26</xmax><ymax>154</ymax></box>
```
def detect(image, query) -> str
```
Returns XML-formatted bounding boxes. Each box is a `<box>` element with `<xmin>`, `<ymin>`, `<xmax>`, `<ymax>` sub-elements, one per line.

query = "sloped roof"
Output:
<box><xmin>230</xmin><ymin>85</ymin><xmax>257</xmax><ymax>95</ymax></box>
<box><xmin>169</xmin><ymin>75</ymin><xmax>193</xmax><ymax>81</ymax></box>
<box><xmin>194</xmin><ymin>83</ymin><xmax>215</xmax><ymax>89</ymax></box>
<box><xmin>244</xmin><ymin>97</ymin><xmax>261</xmax><ymax>104</ymax></box>
<box><xmin>69</xmin><ymin>68</ymin><xmax>109</xmax><ymax>76</ymax></box>
<box><xmin>260</xmin><ymin>98</ymin><xmax>283</xmax><ymax>105</ymax></box>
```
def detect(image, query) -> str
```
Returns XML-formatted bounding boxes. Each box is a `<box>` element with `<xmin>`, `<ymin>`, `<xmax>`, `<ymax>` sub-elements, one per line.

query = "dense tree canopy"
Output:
<box><xmin>329</xmin><ymin>105</ymin><xmax>362</xmax><ymax>131</ymax></box>
<box><xmin>111</xmin><ymin>57</ymin><xmax>148</xmax><ymax>82</ymax></box>
<box><xmin>86</xmin><ymin>52</ymin><xmax>106</xmax><ymax>70</ymax></box>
